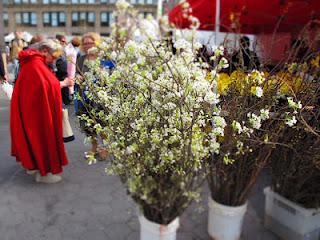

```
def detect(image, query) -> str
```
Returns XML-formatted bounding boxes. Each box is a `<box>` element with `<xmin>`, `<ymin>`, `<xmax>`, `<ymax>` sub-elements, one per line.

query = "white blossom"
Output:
<box><xmin>287</xmin><ymin>97</ymin><xmax>302</xmax><ymax>111</ymax></box>
<box><xmin>116</xmin><ymin>0</ymin><xmax>130</xmax><ymax>10</ymax></box>
<box><xmin>255</xmin><ymin>86</ymin><xmax>263</xmax><ymax>98</ymax></box>
<box><xmin>260</xmin><ymin>109</ymin><xmax>270</xmax><ymax>121</ymax></box>
<box><xmin>174</xmin><ymin>39</ymin><xmax>192</xmax><ymax>51</ymax></box>
<box><xmin>210</xmin><ymin>140</ymin><xmax>220</xmax><ymax>154</ymax></box>
<box><xmin>285</xmin><ymin>115</ymin><xmax>297</xmax><ymax>127</ymax></box>
<box><xmin>219</xmin><ymin>57</ymin><xmax>229</xmax><ymax>69</ymax></box>
<box><xmin>231</xmin><ymin>120</ymin><xmax>243</xmax><ymax>134</ymax></box>
<box><xmin>248</xmin><ymin>113</ymin><xmax>262</xmax><ymax>130</ymax></box>
<box><xmin>212</xmin><ymin>116</ymin><xmax>227</xmax><ymax>128</ymax></box>
<box><xmin>204</xmin><ymin>91</ymin><xmax>220</xmax><ymax>105</ymax></box>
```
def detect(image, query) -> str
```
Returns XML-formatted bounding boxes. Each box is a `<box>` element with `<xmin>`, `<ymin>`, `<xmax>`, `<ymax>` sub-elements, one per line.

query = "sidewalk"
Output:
<box><xmin>0</xmin><ymin>90</ymin><xmax>278</xmax><ymax>240</ymax></box>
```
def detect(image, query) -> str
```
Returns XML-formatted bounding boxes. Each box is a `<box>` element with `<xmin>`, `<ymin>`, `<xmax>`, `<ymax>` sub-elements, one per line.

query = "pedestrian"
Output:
<box><xmin>10</xmin><ymin>39</ymin><xmax>73</xmax><ymax>183</ymax></box>
<box><xmin>76</xmin><ymin>32</ymin><xmax>112</xmax><ymax>160</ymax></box>
<box><xmin>230</xmin><ymin>36</ymin><xmax>260</xmax><ymax>72</ymax></box>
<box><xmin>9</xmin><ymin>32</ymin><xmax>27</xmax><ymax>81</ymax></box>
<box><xmin>55</xmin><ymin>34</ymin><xmax>72</xmax><ymax>105</ymax></box>
<box><xmin>0</xmin><ymin>51</ymin><xmax>7</xmax><ymax>82</ymax></box>
<box><xmin>65</xmin><ymin>36</ymin><xmax>81</xmax><ymax>99</ymax></box>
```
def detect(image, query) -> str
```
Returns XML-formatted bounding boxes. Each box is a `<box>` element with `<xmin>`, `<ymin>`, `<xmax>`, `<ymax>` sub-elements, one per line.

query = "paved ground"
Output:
<box><xmin>0</xmin><ymin>88</ymin><xmax>279</xmax><ymax>240</ymax></box>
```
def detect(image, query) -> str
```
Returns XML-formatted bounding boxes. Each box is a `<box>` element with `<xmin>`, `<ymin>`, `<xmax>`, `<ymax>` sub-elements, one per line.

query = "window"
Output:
<box><xmin>139</xmin><ymin>12</ymin><xmax>155</xmax><ymax>19</ymax></box>
<box><xmin>3</xmin><ymin>0</ymin><xmax>9</xmax><ymax>5</ymax></box>
<box><xmin>101</xmin><ymin>12</ymin><xmax>114</xmax><ymax>27</ymax></box>
<box><xmin>101</xmin><ymin>0</ymin><xmax>115</xmax><ymax>3</ymax></box>
<box><xmin>31</xmin><ymin>13</ymin><xmax>37</xmax><ymax>25</ymax></box>
<box><xmin>3</xmin><ymin>12</ymin><xmax>9</xmax><ymax>27</ymax></box>
<box><xmin>131</xmin><ymin>0</ymin><xmax>156</xmax><ymax>4</ymax></box>
<box><xmin>14</xmin><ymin>0</ymin><xmax>38</xmax><ymax>3</ymax></box>
<box><xmin>71</xmin><ymin>0</ymin><xmax>95</xmax><ymax>3</ymax></box>
<box><xmin>43</xmin><ymin>12</ymin><xmax>66</xmax><ymax>27</ymax></box>
<box><xmin>43</xmin><ymin>0</ymin><xmax>66</xmax><ymax>3</ymax></box>
<box><xmin>72</xmin><ymin>12</ymin><xmax>95</xmax><ymax>27</ymax></box>
<box><xmin>15</xmin><ymin>12</ymin><xmax>37</xmax><ymax>27</ymax></box>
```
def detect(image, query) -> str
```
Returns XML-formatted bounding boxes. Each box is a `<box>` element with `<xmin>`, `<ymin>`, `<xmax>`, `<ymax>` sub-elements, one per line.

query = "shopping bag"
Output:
<box><xmin>1</xmin><ymin>82</ymin><xmax>13</xmax><ymax>100</ymax></box>
<box><xmin>62</xmin><ymin>108</ymin><xmax>75</xmax><ymax>142</ymax></box>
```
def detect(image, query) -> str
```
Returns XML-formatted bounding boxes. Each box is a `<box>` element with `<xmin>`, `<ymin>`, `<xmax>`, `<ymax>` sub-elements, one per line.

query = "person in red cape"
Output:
<box><xmin>10</xmin><ymin>40</ymin><xmax>73</xmax><ymax>183</ymax></box>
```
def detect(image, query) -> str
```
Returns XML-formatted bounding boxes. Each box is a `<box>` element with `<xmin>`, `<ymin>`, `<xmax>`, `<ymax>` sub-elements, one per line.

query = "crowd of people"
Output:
<box><xmin>0</xmin><ymin>32</ymin><xmax>108</xmax><ymax>184</ymax></box>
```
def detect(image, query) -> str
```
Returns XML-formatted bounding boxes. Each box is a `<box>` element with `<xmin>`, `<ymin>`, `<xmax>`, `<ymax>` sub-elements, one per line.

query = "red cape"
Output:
<box><xmin>10</xmin><ymin>49</ymin><xmax>68</xmax><ymax>176</ymax></box>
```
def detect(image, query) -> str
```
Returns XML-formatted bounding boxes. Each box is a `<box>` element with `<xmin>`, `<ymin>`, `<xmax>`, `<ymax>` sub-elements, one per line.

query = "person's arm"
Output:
<box><xmin>60</xmin><ymin>77</ymin><xmax>74</xmax><ymax>88</ymax></box>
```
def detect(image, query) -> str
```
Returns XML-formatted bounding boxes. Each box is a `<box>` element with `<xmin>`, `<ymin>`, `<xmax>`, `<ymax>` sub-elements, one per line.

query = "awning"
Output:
<box><xmin>169</xmin><ymin>0</ymin><xmax>320</xmax><ymax>34</ymax></box>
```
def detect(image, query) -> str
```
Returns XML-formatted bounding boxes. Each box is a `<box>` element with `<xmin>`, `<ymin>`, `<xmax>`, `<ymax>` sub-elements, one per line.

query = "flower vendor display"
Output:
<box><xmin>265</xmin><ymin>62</ymin><xmax>320</xmax><ymax>240</ymax></box>
<box><xmin>205</xmin><ymin>53</ymin><xmax>301</xmax><ymax>239</ymax></box>
<box><xmin>76</xmin><ymin>1</ymin><xmax>220</xmax><ymax>239</ymax></box>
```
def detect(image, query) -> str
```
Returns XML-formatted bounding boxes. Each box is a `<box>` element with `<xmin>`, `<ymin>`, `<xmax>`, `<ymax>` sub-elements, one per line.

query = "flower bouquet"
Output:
<box><xmin>77</xmin><ymin>1</ymin><xmax>220</xmax><ymax>238</ymax></box>
<box><xmin>205</xmin><ymin>51</ymin><xmax>301</xmax><ymax>239</ymax></box>
<box><xmin>265</xmin><ymin>60</ymin><xmax>320</xmax><ymax>240</ymax></box>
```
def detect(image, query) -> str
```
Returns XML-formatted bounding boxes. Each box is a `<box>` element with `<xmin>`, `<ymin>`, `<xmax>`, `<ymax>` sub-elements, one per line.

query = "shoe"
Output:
<box><xmin>26</xmin><ymin>169</ymin><xmax>38</xmax><ymax>175</ymax></box>
<box><xmin>35</xmin><ymin>173</ymin><xmax>62</xmax><ymax>184</ymax></box>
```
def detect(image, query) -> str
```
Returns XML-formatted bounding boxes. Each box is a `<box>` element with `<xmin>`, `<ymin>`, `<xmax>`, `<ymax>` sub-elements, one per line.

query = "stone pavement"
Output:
<box><xmin>0</xmin><ymin>89</ymin><xmax>279</xmax><ymax>240</ymax></box>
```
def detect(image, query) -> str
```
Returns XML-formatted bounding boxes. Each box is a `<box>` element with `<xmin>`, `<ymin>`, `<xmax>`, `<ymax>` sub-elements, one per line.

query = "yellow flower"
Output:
<box><xmin>217</xmin><ymin>73</ymin><xmax>231</xmax><ymax>95</ymax></box>
<box><xmin>276</xmin><ymin>72</ymin><xmax>303</xmax><ymax>94</ymax></box>
<box><xmin>230</xmin><ymin>70</ymin><xmax>250</xmax><ymax>94</ymax></box>
<box><xmin>311</xmin><ymin>55</ymin><xmax>320</xmax><ymax>69</ymax></box>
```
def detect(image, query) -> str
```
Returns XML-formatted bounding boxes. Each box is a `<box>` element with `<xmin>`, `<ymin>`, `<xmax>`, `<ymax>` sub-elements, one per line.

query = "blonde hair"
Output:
<box><xmin>71</xmin><ymin>36</ymin><xmax>81</xmax><ymax>47</ymax></box>
<box><xmin>80</xmin><ymin>32</ymin><xmax>101</xmax><ymax>53</ymax></box>
<box><xmin>30</xmin><ymin>39</ymin><xmax>63</xmax><ymax>58</ymax></box>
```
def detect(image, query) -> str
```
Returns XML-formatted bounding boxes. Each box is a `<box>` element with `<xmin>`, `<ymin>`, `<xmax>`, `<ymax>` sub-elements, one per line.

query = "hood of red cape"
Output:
<box><xmin>10</xmin><ymin>49</ymin><xmax>68</xmax><ymax>176</ymax></box>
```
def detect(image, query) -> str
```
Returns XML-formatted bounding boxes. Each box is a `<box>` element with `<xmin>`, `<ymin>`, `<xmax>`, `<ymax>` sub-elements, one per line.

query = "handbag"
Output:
<box><xmin>62</xmin><ymin>108</ymin><xmax>75</xmax><ymax>142</ymax></box>
<box><xmin>1</xmin><ymin>82</ymin><xmax>13</xmax><ymax>100</ymax></box>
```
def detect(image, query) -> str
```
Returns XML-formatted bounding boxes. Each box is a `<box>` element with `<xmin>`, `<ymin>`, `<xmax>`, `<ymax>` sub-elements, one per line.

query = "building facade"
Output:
<box><xmin>163</xmin><ymin>0</ymin><xmax>179</xmax><ymax>11</ymax></box>
<box><xmin>3</xmin><ymin>0</ymin><xmax>157</xmax><ymax>37</ymax></box>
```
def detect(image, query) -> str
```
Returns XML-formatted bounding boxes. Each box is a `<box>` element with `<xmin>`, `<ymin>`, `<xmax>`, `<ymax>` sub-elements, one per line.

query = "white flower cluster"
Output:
<box><xmin>174</xmin><ymin>39</ymin><xmax>192</xmax><ymax>52</ymax></box>
<box><xmin>283</xmin><ymin>97</ymin><xmax>302</xmax><ymax>127</ymax></box>
<box><xmin>249</xmin><ymin>70</ymin><xmax>265</xmax><ymax>84</ymax></box>
<box><xmin>210</xmin><ymin>45</ymin><xmax>224</xmax><ymax>61</ymax></box>
<box><xmin>287</xmin><ymin>97</ymin><xmax>302</xmax><ymax>113</ymax></box>
<box><xmin>247</xmin><ymin>113</ymin><xmax>262</xmax><ymax>130</ymax></box>
<box><xmin>231</xmin><ymin>121</ymin><xmax>243</xmax><ymax>134</ymax></box>
<box><xmin>285</xmin><ymin>115</ymin><xmax>297</xmax><ymax>127</ymax></box>
<box><xmin>254</xmin><ymin>86</ymin><xmax>263</xmax><ymax>98</ymax></box>
<box><xmin>212</xmin><ymin>116</ymin><xmax>227</xmax><ymax>136</ymax></box>
<box><xmin>116</xmin><ymin>0</ymin><xmax>130</xmax><ymax>11</ymax></box>
<box><xmin>78</xmin><ymin>9</ymin><xmax>224</xmax><ymax>205</ymax></box>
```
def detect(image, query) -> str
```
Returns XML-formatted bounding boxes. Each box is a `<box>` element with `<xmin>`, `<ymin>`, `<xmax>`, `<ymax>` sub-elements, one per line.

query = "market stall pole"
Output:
<box><xmin>215</xmin><ymin>0</ymin><xmax>220</xmax><ymax>44</ymax></box>
<box><xmin>157</xmin><ymin>0</ymin><xmax>163</xmax><ymax>19</ymax></box>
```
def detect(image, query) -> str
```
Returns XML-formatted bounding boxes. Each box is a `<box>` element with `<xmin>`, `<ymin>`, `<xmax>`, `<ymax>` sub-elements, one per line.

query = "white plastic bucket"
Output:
<box><xmin>208</xmin><ymin>197</ymin><xmax>247</xmax><ymax>240</ymax></box>
<box><xmin>139</xmin><ymin>215</ymin><xmax>179</xmax><ymax>240</ymax></box>
<box><xmin>264</xmin><ymin>187</ymin><xmax>320</xmax><ymax>240</ymax></box>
